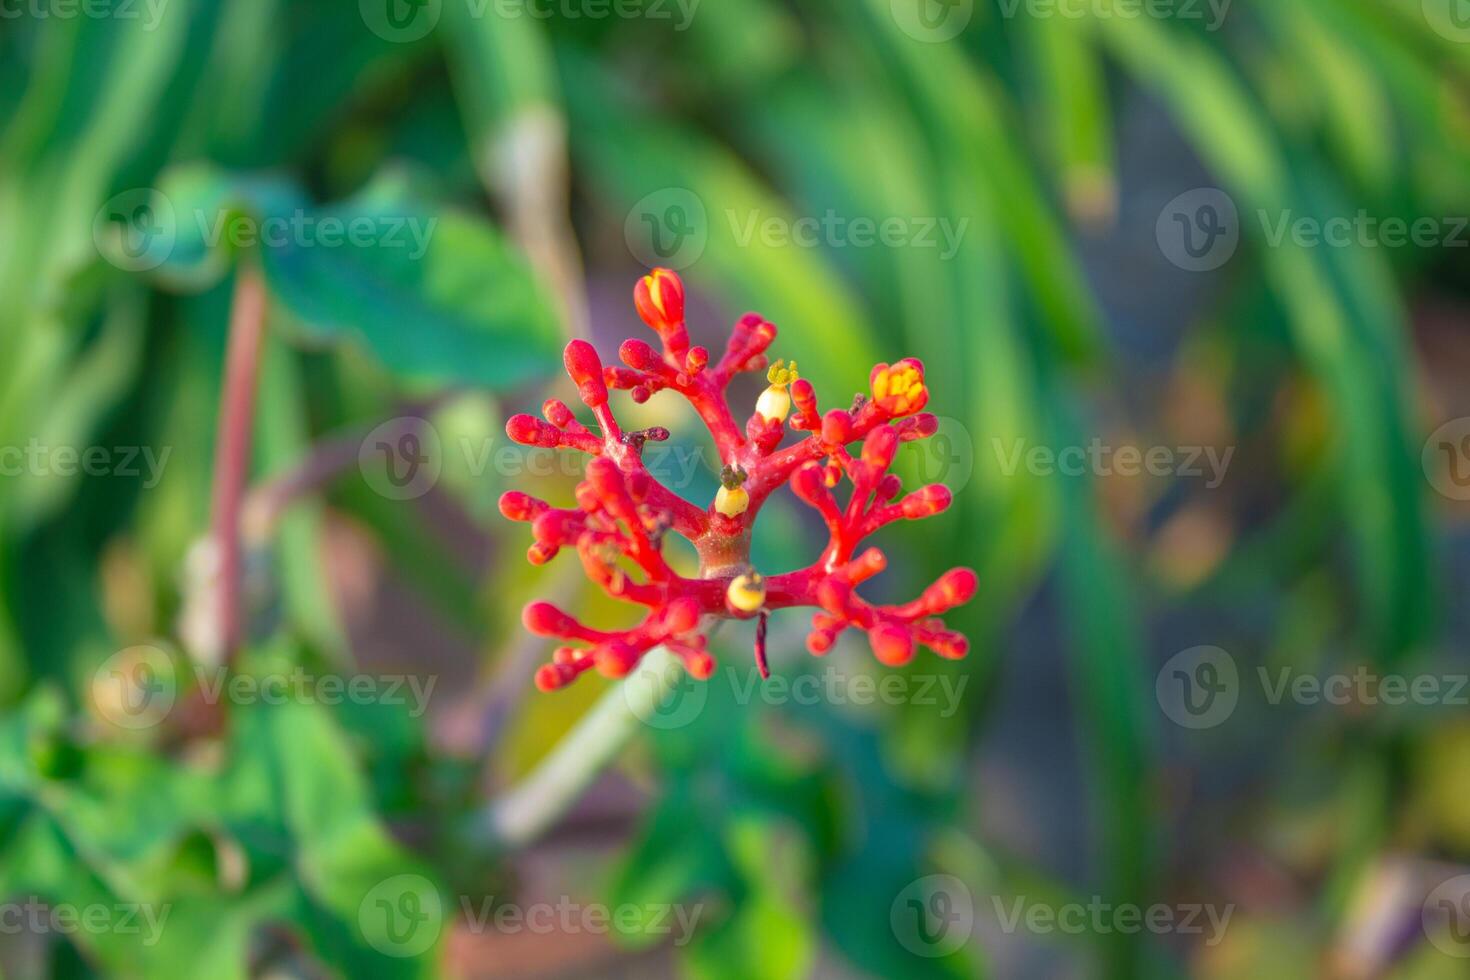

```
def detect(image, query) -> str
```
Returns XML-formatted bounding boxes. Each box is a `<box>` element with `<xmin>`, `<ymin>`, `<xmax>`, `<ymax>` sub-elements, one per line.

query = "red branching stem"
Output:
<box><xmin>503</xmin><ymin>269</ymin><xmax>974</xmax><ymax>690</ymax></box>
<box><xmin>211</xmin><ymin>264</ymin><xmax>267</xmax><ymax>661</ymax></box>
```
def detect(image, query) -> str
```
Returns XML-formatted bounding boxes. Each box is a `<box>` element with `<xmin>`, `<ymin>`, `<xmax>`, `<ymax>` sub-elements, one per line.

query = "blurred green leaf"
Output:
<box><xmin>149</xmin><ymin>163</ymin><xmax>563</xmax><ymax>389</ymax></box>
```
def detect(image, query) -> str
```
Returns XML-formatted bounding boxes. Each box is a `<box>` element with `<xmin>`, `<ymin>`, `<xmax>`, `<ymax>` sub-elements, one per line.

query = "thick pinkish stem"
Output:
<box><xmin>210</xmin><ymin>265</ymin><xmax>267</xmax><ymax>661</ymax></box>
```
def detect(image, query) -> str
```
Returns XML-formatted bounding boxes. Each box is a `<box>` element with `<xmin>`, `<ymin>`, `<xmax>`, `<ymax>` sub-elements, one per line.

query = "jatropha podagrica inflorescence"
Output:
<box><xmin>500</xmin><ymin>268</ymin><xmax>977</xmax><ymax>691</ymax></box>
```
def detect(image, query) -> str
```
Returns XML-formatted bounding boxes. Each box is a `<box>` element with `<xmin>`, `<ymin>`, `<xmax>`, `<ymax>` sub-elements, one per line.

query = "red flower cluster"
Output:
<box><xmin>501</xmin><ymin>269</ymin><xmax>976</xmax><ymax>691</ymax></box>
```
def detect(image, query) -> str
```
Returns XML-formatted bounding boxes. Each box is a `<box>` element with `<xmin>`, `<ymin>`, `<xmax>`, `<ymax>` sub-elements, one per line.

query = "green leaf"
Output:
<box><xmin>221</xmin><ymin>645</ymin><xmax>446</xmax><ymax>977</ymax></box>
<box><xmin>151</xmin><ymin>163</ymin><xmax>563</xmax><ymax>389</ymax></box>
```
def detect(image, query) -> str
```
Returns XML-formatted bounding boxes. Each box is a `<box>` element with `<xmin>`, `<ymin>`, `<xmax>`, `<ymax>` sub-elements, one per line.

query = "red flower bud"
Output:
<box><xmin>594</xmin><ymin>641</ymin><xmax>641</xmax><ymax>678</ymax></box>
<box><xmin>535</xmin><ymin>663</ymin><xmax>574</xmax><ymax>691</ymax></box>
<box><xmin>507</xmin><ymin>414</ymin><xmax>559</xmax><ymax>447</ymax></box>
<box><xmin>498</xmin><ymin>491</ymin><xmax>546</xmax><ymax>522</ymax></box>
<box><xmin>861</xmin><ymin>425</ymin><xmax>899</xmax><ymax>471</ymax></box>
<box><xmin>524</xmin><ymin>601</ymin><xmax>578</xmax><ymax>637</ymax></box>
<box><xmin>633</xmin><ymin>268</ymin><xmax>685</xmax><ymax>334</ymax></box>
<box><xmin>564</xmin><ymin>340</ymin><xmax>608</xmax><ymax>408</ymax></box>
<box><xmin>925</xmin><ymin>568</ymin><xmax>978</xmax><ymax>611</ymax></box>
<box><xmin>790</xmin><ymin>379</ymin><xmax>818</xmax><ymax>429</ymax></box>
<box><xmin>821</xmin><ymin>409</ymin><xmax>852</xmax><ymax>446</ymax></box>
<box><xmin>662</xmin><ymin>596</ymin><xmax>701</xmax><ymax>635</ymax></box>
<box><xmin>901</xmin><ymin>484</ymin><xmax>952</xmax><ymax>519</ymax></box>
<box><xmin>543</xmin><ymin>399</ymin><xmax>577</xmax><ymax>427</ymax></box>
<box><xmin>619</xmin><ymin>338</ymin><xmax>662</xmax><ymax>372</ymax></box>
<box><xmin>868</xmin><ymin>624</ymin><xmax>915</xmax><ymax>666</ymax></box>
<box><xmin>791</xmin><ymin>462</ymin><xmax>836</xmax><ymax>514</ymax></box>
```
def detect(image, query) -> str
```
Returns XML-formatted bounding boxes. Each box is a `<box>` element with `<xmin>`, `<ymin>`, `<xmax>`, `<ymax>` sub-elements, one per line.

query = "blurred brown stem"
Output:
<box><xmin>210</xmin><ymin>263</ymin><xmax>267</xmax><ymax>662</ymax></box>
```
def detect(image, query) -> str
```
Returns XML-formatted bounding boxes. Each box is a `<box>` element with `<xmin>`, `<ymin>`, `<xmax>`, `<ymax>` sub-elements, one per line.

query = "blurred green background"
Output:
<box><xmin>2</xmin><ymin>0</ymin><xmax>1469</xmax><ymax>976</ymax></box>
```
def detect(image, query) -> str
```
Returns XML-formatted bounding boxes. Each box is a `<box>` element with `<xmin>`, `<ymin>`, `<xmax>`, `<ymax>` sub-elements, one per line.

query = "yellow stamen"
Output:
<box><xmin>715</xmin><ymin>485</ymin><xmax>749</xmax><ymax>517</ymax></box>
<box><xmin>726</xmin><ymin>572</ymin><xmax>766</xmax><ymax>613</ymax></box>
<box><xmin>758</xmin><ymin>359</ymin><xmax>798</xmax><ymax>422</ymax></box>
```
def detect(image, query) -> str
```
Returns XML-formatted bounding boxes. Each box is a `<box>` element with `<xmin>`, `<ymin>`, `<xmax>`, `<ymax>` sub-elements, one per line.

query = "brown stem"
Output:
<box><xmin>210</xmin><ymin>264</ymin><xmax>268</xmax><ymax>662</ymax></box>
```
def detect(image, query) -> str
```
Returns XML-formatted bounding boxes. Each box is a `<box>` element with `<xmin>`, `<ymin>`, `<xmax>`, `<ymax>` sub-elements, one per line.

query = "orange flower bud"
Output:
<box><xmin>870</xmin><ymin>358</ymin><xmax>928</xmax><ymax>416</ymax></box>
